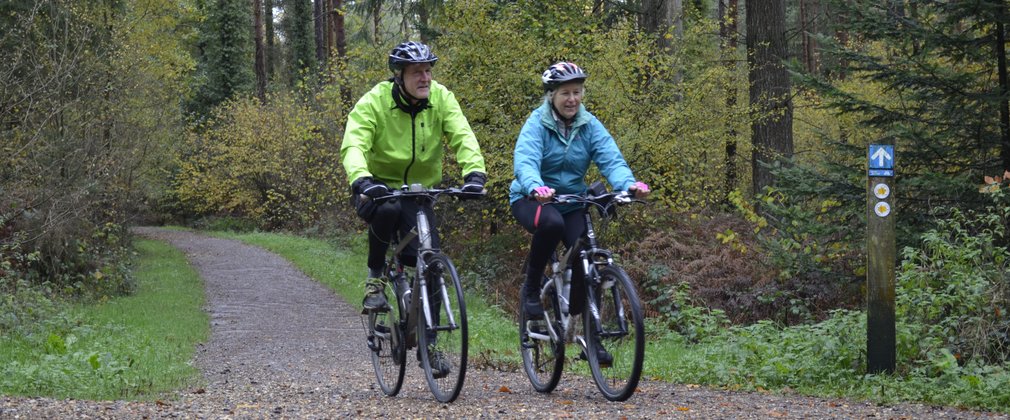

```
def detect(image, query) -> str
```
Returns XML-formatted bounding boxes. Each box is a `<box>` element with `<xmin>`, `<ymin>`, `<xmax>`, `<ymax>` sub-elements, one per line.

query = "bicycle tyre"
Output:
<box><xmin>417</xmin><ymin>253</ymin><xmax>468</xmax><ymax>403</ymax></box>
<box><xmin>519</xmin><ymin>278</ymin><xmax>565</xmax><ymax>393</ymax></box>
<box><xmin>369</xmin><ymin>279</ymin><xmax>406</xmax><ymax>396</ymax></box>
<box><xmin>583</xmin><ymin>264</ymin><xmax>644</xmax><ymax>401</ymax></box>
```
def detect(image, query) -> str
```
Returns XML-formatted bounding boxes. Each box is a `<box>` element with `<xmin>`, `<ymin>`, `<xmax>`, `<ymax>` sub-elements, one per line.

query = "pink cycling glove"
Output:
<box><xmin>533</xmin><ymin>186</ymin><xmax>554</xmax><ymax>197</ymax></box>
<box><xmin>631</xmin><ymin>181</ymin><xmax>650</xmax><ymax>194</ymax></box>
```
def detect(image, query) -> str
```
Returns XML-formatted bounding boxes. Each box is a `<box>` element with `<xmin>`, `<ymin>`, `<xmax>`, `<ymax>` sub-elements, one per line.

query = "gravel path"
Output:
<box><xmin>1</xmin><ymin>228</ymin><xmax>1005</xmax><ymax>418</ymax></box>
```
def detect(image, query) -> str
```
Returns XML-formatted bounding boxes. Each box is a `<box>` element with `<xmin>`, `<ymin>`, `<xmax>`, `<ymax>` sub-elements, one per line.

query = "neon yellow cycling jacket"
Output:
<box><xmin>341</xmin><ymin>80</ymin><xmax>486</xmax><ymax>188</ymax></box>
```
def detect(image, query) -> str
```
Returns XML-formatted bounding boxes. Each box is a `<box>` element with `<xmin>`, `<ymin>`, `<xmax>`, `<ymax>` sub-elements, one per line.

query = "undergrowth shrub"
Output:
<box><xmin>620</xmin><ymin>208</ymin><xmax>780</xmax><ymax>326</ymax></box>
<box><xmin>896</xmin><ymin>179</ymin><xmax>1010</xmax><ymax>367</ymax></box>
<box><xmin>725</xmin><ymin>160</ymin><xmax>866</xmax><ymax>323</ymax></box>
<box><xmin>2</xmin><ymin>218</ymin><xmax>134</xmax><ymax>310</ymax></box>
<box><xmin>173</xmin><ymin>93</ymin><xmax>344</xmax><ymax>230</ymax></box>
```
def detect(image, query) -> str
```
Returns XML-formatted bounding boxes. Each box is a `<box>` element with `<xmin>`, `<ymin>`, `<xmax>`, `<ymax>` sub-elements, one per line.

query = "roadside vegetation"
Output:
<box><xmin>0</xmin><ymin>240</ymin><xmax>208</xmax><ymax>400</ymax></box>
<box><xmin>215</xmin><ymin>221</ymin><xmax>1010</xmax><ymax>412</ymax></box>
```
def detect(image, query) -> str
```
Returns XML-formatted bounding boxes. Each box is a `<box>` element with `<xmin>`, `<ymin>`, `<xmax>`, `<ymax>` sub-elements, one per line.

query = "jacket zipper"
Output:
<box><xmin>402</xmin><ymin>113</ymin><xmax>417</xmax><ymax>186</ymax></box>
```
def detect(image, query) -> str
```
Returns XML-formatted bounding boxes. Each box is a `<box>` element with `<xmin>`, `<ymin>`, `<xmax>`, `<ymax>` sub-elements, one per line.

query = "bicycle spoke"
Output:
<box><xmin>417</xmin><ymin>254</ymin><xmax>467</xmax><ymax>403</ymax></box>
<box><xmin>520</xmin><ymin>280</ymin><xmax>564</xmax><ymax>393</ymax></box>
<box><xmin>369</xmin><ymin>285</ymin><xmax>405</xmax><ymax>396</ymax></box>
<box><xmin>584</xmin><ymin>265</ymin><xmax>644</xmax><ymax>402</ymax></box>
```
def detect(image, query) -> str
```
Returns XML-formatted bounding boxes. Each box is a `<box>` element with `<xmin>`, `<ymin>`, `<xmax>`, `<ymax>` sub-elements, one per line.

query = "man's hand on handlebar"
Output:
<box><xmin>460</xmin><ymin>171</ymin><xmax>487</xmax><ymax>197</ymax></box>
<box><xmin>353</xmin><ymin>177</ymin><xmax>391</xmax><ymax>200</ymax></box>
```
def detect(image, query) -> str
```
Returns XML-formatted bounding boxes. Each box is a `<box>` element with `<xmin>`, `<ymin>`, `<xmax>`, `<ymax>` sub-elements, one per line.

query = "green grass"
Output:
<box><xmin>0</xmin><ymin>239</ymin><xmax>208</xmax><ymax>400</ymax></box>
<box><xmin>209</xmin><ymin>229</ymin><xmax>1010</xmax><ymax>412</ymax></box>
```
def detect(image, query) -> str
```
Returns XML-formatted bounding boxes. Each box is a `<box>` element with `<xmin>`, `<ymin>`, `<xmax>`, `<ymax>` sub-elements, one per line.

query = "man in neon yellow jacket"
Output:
<box><xmin>341</xmin><ymin>41</ymin><xmax>486</xmax><ymax>322</ymax></box>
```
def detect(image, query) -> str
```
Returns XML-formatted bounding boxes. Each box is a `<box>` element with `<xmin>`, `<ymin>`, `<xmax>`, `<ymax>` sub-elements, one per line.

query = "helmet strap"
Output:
<box><xmin>391</xmin><ymin>78</ymin><xmax>429</xmax><ymax>116</ymax></box>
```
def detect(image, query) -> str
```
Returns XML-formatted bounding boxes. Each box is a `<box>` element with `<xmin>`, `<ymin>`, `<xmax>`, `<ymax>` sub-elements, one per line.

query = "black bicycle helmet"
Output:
<box><xmin>541</xmin><ymin>61</ymin><xmax>587</xmax><ymax>91</ymax></box>
<box><xmin>388</xmin><ymin>41</ymin><xmax>438</xmax><ymax>73</ymax></box>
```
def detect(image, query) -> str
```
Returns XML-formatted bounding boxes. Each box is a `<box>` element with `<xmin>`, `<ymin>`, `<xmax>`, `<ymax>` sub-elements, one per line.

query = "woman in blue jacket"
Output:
<box><xmin>510</xmin><ymin>62</ymin><xmax>650</xmax><ymax>329</ymax></box>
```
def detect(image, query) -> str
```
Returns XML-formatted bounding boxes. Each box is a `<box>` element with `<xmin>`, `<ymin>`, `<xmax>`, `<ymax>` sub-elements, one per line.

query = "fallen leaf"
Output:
<box><xmin>498</xmin><ymin>385</ymin><xmax>512</xmax><ymax>393</ymax></box>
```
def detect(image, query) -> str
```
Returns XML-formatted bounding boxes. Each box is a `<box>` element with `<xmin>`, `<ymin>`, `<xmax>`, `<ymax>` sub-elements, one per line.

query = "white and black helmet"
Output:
<box><xmin>388</xmin><ymin>41</ymin><xmax>438</xmax><ymax>73</ymax></box>
<box><xmin>541</xmin><ymin>61</ymin><xmax>587</xmax><ymax>91</ymax></box>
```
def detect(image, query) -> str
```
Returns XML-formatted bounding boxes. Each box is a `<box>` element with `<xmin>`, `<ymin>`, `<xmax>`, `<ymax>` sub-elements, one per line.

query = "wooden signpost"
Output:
<box><xmin>867</xmin><ymin>144</ymin><xmax>896</xmax><ymax>373</ymax></box>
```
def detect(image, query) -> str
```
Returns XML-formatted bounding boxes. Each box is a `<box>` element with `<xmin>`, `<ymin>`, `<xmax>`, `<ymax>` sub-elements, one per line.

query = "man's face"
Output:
<box><xmin>401</xmin><ymin>62</ymin><xmax>433</xmax><ymax>101</ymax></box>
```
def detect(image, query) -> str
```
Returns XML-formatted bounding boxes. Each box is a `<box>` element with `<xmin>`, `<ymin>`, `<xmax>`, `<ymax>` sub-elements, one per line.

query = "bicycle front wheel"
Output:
<box><xmin>369</xmin><ymin>281</ymin><xmax>405</xmax><ymax>396</ymax></box>
<box><xmin>417</xmin><ymin>253</ymin><xmax>467</xmax><ymax>403</ymax></box>
<box><xmin>583</xmin><ymin>264</ymin><xmax>644</xmax><ymax>401</ymax></box>
<box><xmin>520</xmin><ymin>280</ymin><xmax>564</xmax><ymax>393</ymax></box>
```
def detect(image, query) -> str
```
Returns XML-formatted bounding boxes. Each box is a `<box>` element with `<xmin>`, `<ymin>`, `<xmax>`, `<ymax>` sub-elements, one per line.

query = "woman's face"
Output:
<box><xmin>551</xmin><ymin>81</ymin><xmax>584</xmax><ymax>120</ymax></box>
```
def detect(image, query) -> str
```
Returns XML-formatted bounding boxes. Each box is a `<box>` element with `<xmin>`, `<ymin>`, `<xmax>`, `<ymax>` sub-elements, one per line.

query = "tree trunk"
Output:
<box><xmin>799</xmin><ymin>0</ymin><xmax>818</xmax><ymax>74</ymax></box>
<box><xmin>265</xmin><ymin>0</ymin><xmax>275</xmax><ymax>80</ymax></box>
<box><xmin>746</xmin><ymin>0</ymin><xmax>794</xmax><ymax>194</ymax></box>
<box><xmin>639</xmin><ymin>0</ymin><xmax>675</xmax><ymax>49</ymax></box>
<box><xmin>328</xmin><ymin>0</ymin><xmax>351</xmax><ymax>106</ymax></box>
<box><xmin>720</xmin><ymin>0</ymin><xmax>739</xmax><ymax>198</ymax></box>
<box><xmin>997</xmin><ymin>4</ymin><xmax>1010</xmax><ymax>171</ymax></box>
<box><xmin>371</xmin><ymin>1</ymin><xmax>381</xmax><ymax>45</ymax></box>
<box><xmin>314</xmin><ymin>0</ymin><xmax>326</xmax><ymax>66</ymax></box>
<box><xmin>333</xmin><ymin>0</ymin><xmax>346</xmax><ymax>59</ymax></box>
<box><xmin>418</xmin><ymin>3</ymin><xmax>430</xmax><ymax>43</ymax></box>
<box><xmin>253</xmin><ymin>0</ymin><xmax>267</xmax><ymax>101</ymax></box>
<box><xmin>830</xmin><ymin>0</ymin><xmax>848</xmax><ymax>81</ymax></box>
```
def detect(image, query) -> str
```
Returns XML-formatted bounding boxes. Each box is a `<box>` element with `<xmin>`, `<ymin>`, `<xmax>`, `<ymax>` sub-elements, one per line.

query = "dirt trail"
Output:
<box><xmin>0</xmin><ymin>228</ymin><xmax>1001</xmax><ymax>418</ymax></box>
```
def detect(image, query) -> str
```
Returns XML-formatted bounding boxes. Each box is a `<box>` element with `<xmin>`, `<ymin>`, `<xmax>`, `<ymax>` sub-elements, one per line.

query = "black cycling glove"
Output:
<box><xmin>352</xmin><ymin>177</ymin><xmax>390</xmax><ymax>199</ymax></box>
<box><xmin>461</xmin><ymin>171</ymin><xmax>487</xmax><ymax>193</ymax></box>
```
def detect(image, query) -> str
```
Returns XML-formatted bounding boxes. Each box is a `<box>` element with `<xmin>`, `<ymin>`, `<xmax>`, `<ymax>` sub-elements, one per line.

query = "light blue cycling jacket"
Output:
<box><xmin>509</xmin><ymin>100</ymin><xmax>636</xmax><ymax>211</ymax></box>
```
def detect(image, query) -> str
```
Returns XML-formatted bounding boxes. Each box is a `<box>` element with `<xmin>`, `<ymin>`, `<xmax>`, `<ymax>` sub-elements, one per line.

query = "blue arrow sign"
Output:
<box><xmin>869</xmin><ymin>145</ymin><xmax>894</xmax><ymax>170</ymax></box>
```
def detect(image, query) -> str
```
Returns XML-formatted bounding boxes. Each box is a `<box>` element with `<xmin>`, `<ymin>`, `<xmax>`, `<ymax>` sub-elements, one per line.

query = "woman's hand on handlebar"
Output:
<box><xmin>628</xmin><ymin>181</ymin><xmax>650</xmax><ymax>199</ymax></box>
<box><xmin>532</xmin><ymin>186</ymin><xmax>555</xmax><ymax>203</ymax></box>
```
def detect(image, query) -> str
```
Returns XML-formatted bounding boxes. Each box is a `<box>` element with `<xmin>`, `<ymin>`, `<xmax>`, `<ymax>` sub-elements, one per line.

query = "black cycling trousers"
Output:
<box><xmin>511</xmin><ymin>199</ymin><xmax>586</xmax><ymax>297</ymax></box>
<box><xmin>367</xmin><ymin>198</ymin><xmax>439</xmax><ymax>271</ymax></box>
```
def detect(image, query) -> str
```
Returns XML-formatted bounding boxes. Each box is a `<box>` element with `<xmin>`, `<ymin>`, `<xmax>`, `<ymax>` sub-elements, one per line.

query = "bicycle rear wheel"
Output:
<box><xmin>369</xmin><ymin>280</ymin><xmax>405</xmax><ymax>396</ymax></box>
<box><xmin>583</xmin><ymin>265</ymin><xmax>644</xmax><ymax>401</ymax></box>
<box><xmin>519</xmin><ymin>280</ymin><xmax>564</xmax><ymax>393</ymax></box>
<box><xmin>417</xmin><ymin>253</ymin><xmax>467</xmax><ymax>403</ymax></box>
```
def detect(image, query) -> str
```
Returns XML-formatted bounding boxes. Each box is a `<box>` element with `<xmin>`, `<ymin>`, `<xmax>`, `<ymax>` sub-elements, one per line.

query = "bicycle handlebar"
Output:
<box><xmin>362</xmin><ymin>185</ymin><xmax>487</xmax><ymax>204</ymax></box>
<box><xmin>545</xmin><ymin>190</ymin><xmax>646</xmax><ymax>218</ymax></box>
<box><xmin>552</xmin><ymin>190</ymin><xmax>642</xmax><ymax>205</ymax></box>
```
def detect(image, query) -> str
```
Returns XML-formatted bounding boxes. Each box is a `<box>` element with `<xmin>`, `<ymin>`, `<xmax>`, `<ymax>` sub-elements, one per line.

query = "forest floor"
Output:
<box><xmin>1</xmin><ymin>228</ymin><xmax>1001</xmax><ymax>419</ymax></box>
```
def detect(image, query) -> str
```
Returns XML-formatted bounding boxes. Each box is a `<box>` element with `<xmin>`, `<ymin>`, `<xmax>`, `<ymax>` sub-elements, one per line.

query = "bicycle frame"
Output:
<box><xmin>526</xmin><ymin>192</ymin><xmax>634</xmax><ymax>346</ymax></box>
<box><xmin>518</xmin><ymin>187</ymin><xmax>646</xmax><ymax>402</ymax></box>
<box><xmin>380</xmin><ymin>186</ymin><xmax>467</xmax><ymax>345</ymax></box>
<box><xmin>365</xmin><ymin>183</ymin><xmax>483</xmax><ymax>403</ymax></box>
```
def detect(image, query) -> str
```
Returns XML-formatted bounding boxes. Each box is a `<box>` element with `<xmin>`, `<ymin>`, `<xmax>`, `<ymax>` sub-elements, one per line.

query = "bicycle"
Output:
<box><xmin>363</xmin><ymin>184</ymin><xmax>483</xmax><ymax>403</ymax></box>
<box><xmin>518</xmin><ymin>184</ymin><xmax>646</xmax><ymax>401</ymax></box>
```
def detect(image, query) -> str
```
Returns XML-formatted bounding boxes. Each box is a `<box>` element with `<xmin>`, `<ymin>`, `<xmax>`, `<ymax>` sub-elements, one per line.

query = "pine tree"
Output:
<box><xmin>804</xmin><ymin>0</ymin><xmax>1010</xmax><ymax>212</ymax></box>
<box><xmin>284</xmin><ymin>0</ymin><xmax>316</xmax><ymax>85</ymax></box>
<box><xmin>189</xmin><ymin>0</ymin><xmax>255</xmax><ymax>117</ymax></box>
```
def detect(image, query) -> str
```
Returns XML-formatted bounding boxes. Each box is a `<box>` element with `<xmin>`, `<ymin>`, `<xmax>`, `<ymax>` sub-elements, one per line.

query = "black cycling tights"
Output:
<box><xmin>368</xmin><ymin>199</ymin><xmax>439</xmax><ymax>271</ymax></box>
<box><xmin>511</xmin><ymin>199</ymin><xmax>587</xmax><ymax>312</ymax></box>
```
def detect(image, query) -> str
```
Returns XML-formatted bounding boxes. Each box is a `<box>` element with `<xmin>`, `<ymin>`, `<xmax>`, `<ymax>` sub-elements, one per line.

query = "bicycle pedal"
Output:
<box><xmin>525</xmin><ymin>320</ymin><xmax>547</xmax><ymax>335</ymax></box>
<box><xmin>367</xmin><ymin>335</ymin><xmax>380</xmax><ymax>352</ymax></box>
<box><xmin>361</xmin><ymin>305</ymin><xmax>391</xmax><ymax>315</ymax></box>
